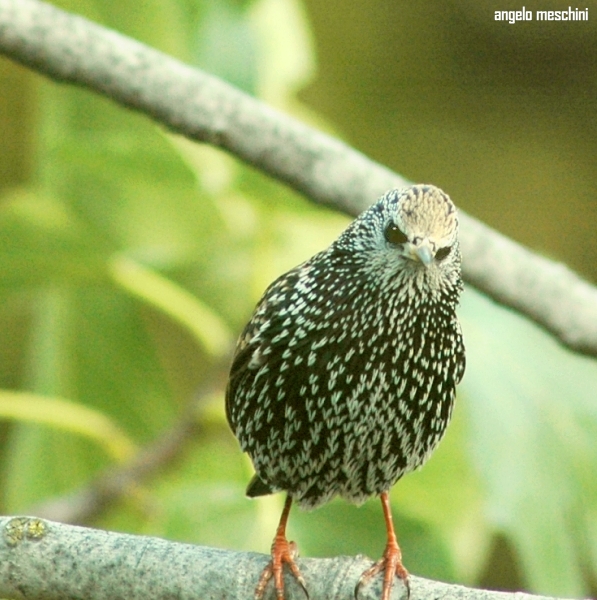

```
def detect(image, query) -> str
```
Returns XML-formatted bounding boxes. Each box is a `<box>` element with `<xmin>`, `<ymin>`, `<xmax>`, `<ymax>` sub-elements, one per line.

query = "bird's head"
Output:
<box><xmin>336</xmin><ymin>184</ymin><xmax>461</xmax><ymax>294</ymax></box>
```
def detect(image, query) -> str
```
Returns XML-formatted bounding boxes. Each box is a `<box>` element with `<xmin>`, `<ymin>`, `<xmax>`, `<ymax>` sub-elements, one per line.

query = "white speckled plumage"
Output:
<box><xmin>226</xmin><ymin>184</ymin><xmax>465</xmax><ymax>511</ymax></box>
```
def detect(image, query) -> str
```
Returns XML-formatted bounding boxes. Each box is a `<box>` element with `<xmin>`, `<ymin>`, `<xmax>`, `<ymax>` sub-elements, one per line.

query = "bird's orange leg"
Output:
<box><xmin>356</xmin><ymin>491</ymin><xmax>410</xmax><ymax>600</ymax></box>
<box><xmin>255</xmin><ymin>495</ymin><xmax>309</xmax><ymax>600</ymax></box>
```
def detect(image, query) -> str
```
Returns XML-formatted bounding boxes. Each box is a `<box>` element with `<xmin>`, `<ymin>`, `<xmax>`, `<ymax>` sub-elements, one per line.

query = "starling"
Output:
<box><xmin>226</xmin><ymin>184</ymin><xmax>465</xmax><ymax>600</ymax></box>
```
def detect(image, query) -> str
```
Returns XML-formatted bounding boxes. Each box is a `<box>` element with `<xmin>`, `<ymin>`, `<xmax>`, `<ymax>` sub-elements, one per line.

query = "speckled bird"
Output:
<box><xmin>226</xmin><ymin>184</ymin><xmax>465</xmax><ymax>600</ymax></box>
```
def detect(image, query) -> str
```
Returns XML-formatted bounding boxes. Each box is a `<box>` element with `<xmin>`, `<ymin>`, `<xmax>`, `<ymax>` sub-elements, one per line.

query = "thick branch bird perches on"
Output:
<box><xmin>0</xmin><ymin>516</ymin><xmax>569</xmax><ymax>600</ymax></box>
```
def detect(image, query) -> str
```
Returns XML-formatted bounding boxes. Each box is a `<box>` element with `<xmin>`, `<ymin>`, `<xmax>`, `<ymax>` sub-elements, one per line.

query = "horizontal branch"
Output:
<box><xmin>0</xmin><ymin>516</ymin><xmax>565</xmax><ymax>600</ymax></box>
<box><xmin>1</xmin><ymin>0</ymin><xmax>597</xmax><ymax>357</ymax></box>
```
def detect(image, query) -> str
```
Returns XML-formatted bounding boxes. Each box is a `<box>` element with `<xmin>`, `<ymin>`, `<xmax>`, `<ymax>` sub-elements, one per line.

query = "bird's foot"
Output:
<box><xmin>255</xmin><ymin>537</ymin><xmax>309</xmax><ymax>600</ymax></box>
<box><xmin>355</xmin><ymin>540</ymin><xmax>410</xmax><ymax>600</ymax></box>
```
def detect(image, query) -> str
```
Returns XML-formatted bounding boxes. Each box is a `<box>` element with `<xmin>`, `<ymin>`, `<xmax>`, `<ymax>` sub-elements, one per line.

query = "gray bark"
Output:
<box><xmin>0</xmin><ymin>516</ymin><xmax>568</xmax><ymax>600</ymax></box>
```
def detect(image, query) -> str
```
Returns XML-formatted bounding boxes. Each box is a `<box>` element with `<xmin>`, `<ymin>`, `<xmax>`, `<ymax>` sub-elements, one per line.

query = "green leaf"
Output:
<box><xmin>0</xmin><ymin>190</ymin><xmax>110</xmax><ymax>289</ymax></box>
<box><xmin>0</xmin><ymin>390</ymin><xmax>136</xmax><ymax>462</ymax></box>
<box><xmin>460</xmin><ymin>289</ymin><xmax>597</xmax><ymax>596</ymax></box>
<box><xmin>108</xmin><ymin>255</ymin><xmax>233</xmax><ymax>357</ymax></box>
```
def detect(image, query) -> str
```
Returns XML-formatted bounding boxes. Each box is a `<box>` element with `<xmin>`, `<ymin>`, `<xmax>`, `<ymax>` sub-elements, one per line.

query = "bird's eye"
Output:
<box><xmin>435</xmin><ymin>246</ymin><xmax>451</xmax><ymax>261</ymax></box>
<box><xmin>384</xmin><ymin>223</ymin><xmax>408</xmax><ymax>246</ymax></box>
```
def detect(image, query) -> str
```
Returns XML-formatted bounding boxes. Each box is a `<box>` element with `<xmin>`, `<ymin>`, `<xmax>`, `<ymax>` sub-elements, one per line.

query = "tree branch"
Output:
<box><xmin>0</xmin><ymin>0</ymin><xmax>597</xmax><ymax>357</ymax></box>
<box><xmin>0</xmin><ymin>516</ymin><xmax>567</xmax><ymax>600</ymax></box>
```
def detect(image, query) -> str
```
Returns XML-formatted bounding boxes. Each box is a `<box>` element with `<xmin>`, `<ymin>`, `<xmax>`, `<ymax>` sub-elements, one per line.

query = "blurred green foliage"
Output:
<box><xmin>0</xmin><ymin>0</ymin><xmax>596</xmax><ymax>597</ymax></box>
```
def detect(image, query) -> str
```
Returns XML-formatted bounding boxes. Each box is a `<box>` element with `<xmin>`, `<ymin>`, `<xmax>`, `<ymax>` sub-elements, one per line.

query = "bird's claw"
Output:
<box><xmin>255</xmin><ymin>539</ymin><xmax>309</xmax><ymax>600</ymax></box>
<box><xmin>354</xmin><ymin>541</ymin><xmax>410</xmax><ymax>600</ymax></box>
